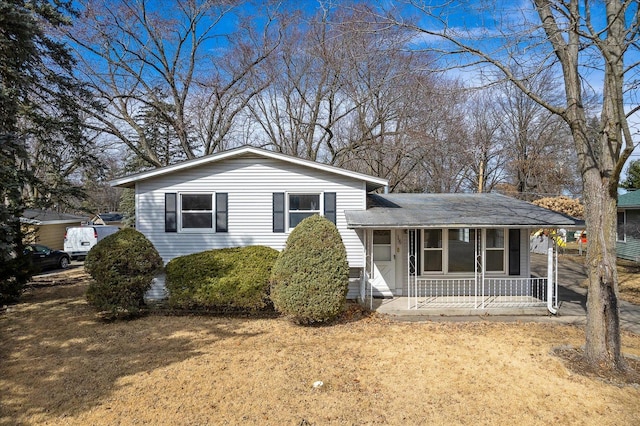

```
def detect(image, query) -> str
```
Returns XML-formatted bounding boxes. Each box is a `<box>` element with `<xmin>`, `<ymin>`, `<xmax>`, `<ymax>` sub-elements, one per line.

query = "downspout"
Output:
<box><xmin>547</xmin><ymin>247</ymin><xmax>557</xmax><ymax>314</ymax></box>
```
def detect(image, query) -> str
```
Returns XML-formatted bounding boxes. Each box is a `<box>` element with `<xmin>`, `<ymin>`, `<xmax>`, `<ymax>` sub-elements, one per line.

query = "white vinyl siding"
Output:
<box><xmin>136</xmin><ymin>156</ymin><xmax>366</xmax><ymax>267</ymax></box>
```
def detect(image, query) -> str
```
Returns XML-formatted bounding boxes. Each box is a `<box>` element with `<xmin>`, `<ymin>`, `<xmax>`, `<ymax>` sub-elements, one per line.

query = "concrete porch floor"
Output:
<box><xmin>369</xmin><ymin>296</ymin><xmax>551</xmax><ymax>317</ymax></box>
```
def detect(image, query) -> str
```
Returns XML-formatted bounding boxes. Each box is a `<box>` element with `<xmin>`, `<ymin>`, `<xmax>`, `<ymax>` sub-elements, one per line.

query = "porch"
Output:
<box><xmin>358</xmin><ymin>227</ymin><xmax>559</xmax><ymax>314</ymax></box>
<box><xmin>362</xmin><ymin>274</ymin><xmax>556</xmax><ymax>314</ymax></box>
<box><xmin>345</xmin><ymin>193</ymin><xmax>581</xmax><ymax>315</ymax></box>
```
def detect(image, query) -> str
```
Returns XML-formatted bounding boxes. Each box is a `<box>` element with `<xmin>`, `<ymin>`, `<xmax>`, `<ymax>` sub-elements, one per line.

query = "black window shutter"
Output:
<box><xmin>216</xmin><ymin>193</ymin><xmax>228</xmax><ymax>232</ymax></box>
<box><xmin>273</xmin><ymin>193</ymin><xmax>285</xmax><ymax>233</ymax></box>
<box><xmin>508</xmin><ymin>229</ymin><xmax>521</xmax><ymax>275</ymax></box>
<box><xmin>324</xmin><ymin>192</ymin><xmax>336</xmax><ymax>224</ymax></box>
<box><xmin>165</xmin><ymin>193</ymin><xmax>177</xmax><ymax>232</ymax></box>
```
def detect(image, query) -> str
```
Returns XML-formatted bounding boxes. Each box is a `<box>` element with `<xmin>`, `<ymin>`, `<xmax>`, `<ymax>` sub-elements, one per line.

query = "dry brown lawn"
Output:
<box><xmin>1</xmin><ymin>269</ymin><xmax>640</xmax><ymax>426</ymax></box>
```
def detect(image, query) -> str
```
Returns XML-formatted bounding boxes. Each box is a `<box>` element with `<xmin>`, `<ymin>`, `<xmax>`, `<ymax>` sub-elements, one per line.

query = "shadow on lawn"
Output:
<box><xmin>0</xmin><ymin>275</ymin><xmax>264</xmax><ymax>424</ymax></box>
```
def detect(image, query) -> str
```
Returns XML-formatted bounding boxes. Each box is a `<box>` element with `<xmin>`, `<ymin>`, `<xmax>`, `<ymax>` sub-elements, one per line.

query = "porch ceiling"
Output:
<box><xmin>345</xmin><ymin>193</ymin><xmax>582</xmax><ymax>228</ymax></box>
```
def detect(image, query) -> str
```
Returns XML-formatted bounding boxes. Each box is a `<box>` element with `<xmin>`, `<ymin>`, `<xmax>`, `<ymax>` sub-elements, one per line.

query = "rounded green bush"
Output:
<box><xmin>166</xmin><ymin>245</ymin><xmax>279</xmax><ymax>311</ymax></box>
<box><xmin>85</xmin><ymin>228</ymin><xmax>163</xmax><ymax>319</ymax></box>
<box><xmin>270</xmin><ymin>215</ymin><xmax>349</xmax><ymax>324</ymax></box>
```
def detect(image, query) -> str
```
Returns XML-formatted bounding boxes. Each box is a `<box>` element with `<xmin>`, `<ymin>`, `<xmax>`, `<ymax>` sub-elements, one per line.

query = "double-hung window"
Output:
<box><xmin>423</xmin><ymin>229</ymin><xmax>443</xmax><ymax>272</ymax></box>
<box><xmin>165</xmin><ymin>192</ymin><xmax>228</xmax><ymax>232</ymax></box>
<box><xmin>288</xmin><ymin>194</ymin><xmax>321</xmax><ymax>228</ymax></box>
<box><xmin>485</xmin><ymin>229</ymin><xmax>505</xmax><ymax>272</ymax></box>
<box><xmin>272</xmin><ymin>192</ymin><xmax>336</xmax><ymax>232</ymax></box>
<box><xmin>181</xmin><ymin>194</ymin><xmax>213</xmax><ymax>229</ymax></box>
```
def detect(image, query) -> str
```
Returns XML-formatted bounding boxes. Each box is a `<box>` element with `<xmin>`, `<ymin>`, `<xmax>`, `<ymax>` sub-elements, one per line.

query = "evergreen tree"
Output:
<box><xmin>620</xmin><ymin>160</ymin><xmax>640</xmax><ymax>191</ymax></box>
<box><xmin>1</xmin><ymin>0</ymin><xmax>96</xmax><ymax>302</ymax></box>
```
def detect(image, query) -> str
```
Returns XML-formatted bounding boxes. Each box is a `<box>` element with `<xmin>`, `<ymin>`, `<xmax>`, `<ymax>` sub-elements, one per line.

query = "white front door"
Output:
<box><xmin>372</xmin><ymin>229</ymin><xmax>395</xmax><ymax>296</ymax></box>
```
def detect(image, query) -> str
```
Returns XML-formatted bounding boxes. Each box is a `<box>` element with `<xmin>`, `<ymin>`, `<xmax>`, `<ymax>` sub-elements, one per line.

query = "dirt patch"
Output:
<box><xmin>554</xmin><ymin>346</ymin><xmax>640</xmax><ymax>387</ymax></box>
<box><xmin>1</xmin><ymin>271</ymin><xmax>640</xmax><ymax>425</ymax></box>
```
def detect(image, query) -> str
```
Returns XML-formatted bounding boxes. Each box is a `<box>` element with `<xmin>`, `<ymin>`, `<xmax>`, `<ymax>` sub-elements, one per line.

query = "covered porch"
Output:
<box><xmin>358</xmin><ymin>231</ymin><xmax>559</xmax><ymax>313</ymax></box>
<box><xmin>345</xmin><ymin>193</ymin><xmax>581</xmax><ymax>315</ymax></box>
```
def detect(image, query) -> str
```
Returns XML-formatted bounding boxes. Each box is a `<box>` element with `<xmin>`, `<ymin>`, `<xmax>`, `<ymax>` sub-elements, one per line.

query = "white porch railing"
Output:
<box><xmin>411</xmin><ymin>277</ymin><xmax>549</xmax><ymax>309</ymax></box>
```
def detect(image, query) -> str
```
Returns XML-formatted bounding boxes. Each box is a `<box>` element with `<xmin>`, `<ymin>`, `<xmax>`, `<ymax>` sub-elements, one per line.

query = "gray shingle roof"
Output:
<box><xmin>21</xmin><ymin>209</ymin><xmax>87</xmax><ymax>225</ymax></box>
<box><xmin>344</xmin><ymin>193</ymin><xmax>581</xmax><ymax>228</ymax></box>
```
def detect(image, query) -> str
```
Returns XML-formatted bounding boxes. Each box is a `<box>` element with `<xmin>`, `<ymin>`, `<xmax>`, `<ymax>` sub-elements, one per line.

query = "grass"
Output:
<box><xmin>1</xmin><ymin>269</ymin><xmax>639</xmax><ymax>425</ymax></box>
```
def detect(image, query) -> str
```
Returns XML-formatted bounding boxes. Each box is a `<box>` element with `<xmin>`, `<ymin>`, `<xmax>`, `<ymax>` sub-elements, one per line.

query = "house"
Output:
<box><xmin>21</xmin><ymin>209</ymin><xmax>88</xmax><ymax>250</ymax></box>
<box><xmin>111</xmin><ymin>146</ymin><xmax>579</xmax><ymax>312</ymax></box>
<box><xmin>617</xmin><ymin>190</ymin><xmax>640</xmax><ymax>261</ymax></box>
<box><xmin>89</xmin><ymin>212</ymin><xmax>124</xmax><ymax>227</ymax></box>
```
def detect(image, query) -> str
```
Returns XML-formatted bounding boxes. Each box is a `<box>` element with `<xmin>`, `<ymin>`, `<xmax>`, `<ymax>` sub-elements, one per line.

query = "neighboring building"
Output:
<box><xmin>617</xmin><ymin>190</ymin><xmax>640</xmax><ymax>261</ymax></box>
<box><xmin>21</xmin><ymin>209</ymin><xmax>88</xmax><ymax>250</ymax></box>
<box><xmin>90</xmin><ymin>212</ymin><xmax>124</xmax><ymax>227</ymax></box>
<box><xmin>111</xmin><ymin>146</ymin><xmax>579</xmax><ymax>312</ymax></box>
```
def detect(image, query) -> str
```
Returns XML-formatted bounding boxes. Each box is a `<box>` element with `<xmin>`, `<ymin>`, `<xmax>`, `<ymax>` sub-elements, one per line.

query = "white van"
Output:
<box><xmin>63</xmin><ymin>226</ymin><xmax>120</xmax><ymax>260</ymax></box>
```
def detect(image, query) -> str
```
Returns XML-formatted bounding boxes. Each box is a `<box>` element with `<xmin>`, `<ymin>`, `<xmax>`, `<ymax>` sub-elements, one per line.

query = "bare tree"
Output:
<box><xmin>383</xmin><ymin>0</ymin><xmax>639</xmax><ymax>370</ymax></box>
<box><xmin>332</xmin><ymin>8</ymin><xmax>439</xmax><ymax>190</ymax></box>
<box><xmin>462</xmin><ymin>88</ymin><xmax>508</xmax><ymax>193</ymax></box>
<box><xmin>246</xmin><ymin>3</ymin><xmax>447</xmax><ymax>191</ymax></box>
<box><xmin>496</xmin><ymin>71</ymin><xmax>578</xmax><ymax>200</ymax></box>
<box><xmin>70</xmin><ymin>0</ymin><xmax>282</xmax><ymax>168</ymax></box>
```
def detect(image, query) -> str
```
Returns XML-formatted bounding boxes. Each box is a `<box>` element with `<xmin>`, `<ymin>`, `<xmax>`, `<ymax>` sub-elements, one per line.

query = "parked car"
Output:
<box><xmin>63</xmin><ymin>225</ymin><xmax>120</xmax><ymax>260</ymax></box>
<box><xmin>24</xmin><ymin>244</ymin><xmax>70</xmax><ymax>271</ymax></box>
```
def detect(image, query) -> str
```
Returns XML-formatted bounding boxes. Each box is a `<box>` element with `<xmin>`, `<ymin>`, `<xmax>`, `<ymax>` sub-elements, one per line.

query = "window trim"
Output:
<box><xmin>286</xmin><ymin>192</ymin><xmax>323</xmax><ymax>230</ymax></box>
<box><xmin>178</xmin><ymin>192</ymin><xmax>215</xmax><ymax>233</ymax></box>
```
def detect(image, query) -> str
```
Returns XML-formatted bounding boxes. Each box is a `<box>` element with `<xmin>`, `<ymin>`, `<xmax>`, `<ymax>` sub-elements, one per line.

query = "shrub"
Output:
<box><xmin>85</xmin><ymin>228</ymin><xmax>163</xmax><ymax>319</ymax></box>
<box><xmin>270</xmin><ymin>215</ymin><xmax>349</xmax><ymax>324</ymax></box>
<box><xmin>166</xmin><ymin>245</ymin><xmax>279</xmax><ymax>311</ymax></box>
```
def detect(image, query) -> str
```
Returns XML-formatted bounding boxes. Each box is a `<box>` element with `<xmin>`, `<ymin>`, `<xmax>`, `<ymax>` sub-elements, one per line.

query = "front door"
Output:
<box><xmin>372</xmin><ymin>229</ymin><xmax>395</xmax><ymax>296</ymax></box>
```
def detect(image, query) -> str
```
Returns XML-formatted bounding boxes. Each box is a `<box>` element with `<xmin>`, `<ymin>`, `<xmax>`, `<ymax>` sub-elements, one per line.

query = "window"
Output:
<box><xmin>423</xmin><ymin>229</ymin><xmax>443</xmax><ymax>272</ymax></box>
<box><xmin>164</xmin><ymin>192</ymin><xmax>228</xmax><ymax>232</ymax></box>
<box><xmin>181</xmin><ymin>194</ymin><xmax>213</xmax><ymax>229</ymax></box>
<box><xmin>421</xmin><ymin>228</ymin><xmax>506</xmax><ymax>274</ymax></box>
<box><xmin>373</xmin><ymin>230</ymin><xmax>392</xmax><ymax>261</ymax></box>
<box><xmin>485</xmin><ymin>229</ymin><xmax>505</xmax><ymax>272</ymax></box>
<box><xmin>273</xmin><ymin>192</ymin><xmax>336</xmax><ymax>232</ymax></box>
<box><xmin>288</xmin><ymin>194</ymin><xmax>320</xmax><ymax>228</ymax></box>
<box><xmin>617</xmin><ymin>211</ymin><xmax>626</xmax><ymax>242</ymax></box>
<box><xmin>448</xmin><ymin>228</ymin><xmax>475</xmax><ymax>272</ymax></box>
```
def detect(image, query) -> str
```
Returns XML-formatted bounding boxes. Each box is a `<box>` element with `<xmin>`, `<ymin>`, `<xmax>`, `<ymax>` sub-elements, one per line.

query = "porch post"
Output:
<box><xmin>407</xmin><ymin>228</ymin><xmax>418</xmax><ymax>310</ymax></box>
<box><xmin>555</xmin><ymin>239</ymin><xmax>559</xmax><ymax>309</ymax></box>
<box><xmin>547</xmin><ymin>247</ymin><xmax>557</xmax><ymax>314</ymax></box>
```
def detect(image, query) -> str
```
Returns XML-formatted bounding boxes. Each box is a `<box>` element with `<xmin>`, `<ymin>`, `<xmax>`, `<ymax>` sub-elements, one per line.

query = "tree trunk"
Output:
<box><xmin>582</xmin><ymin>168</ymin><xmax>623</xmax><ymax>369</ymax></box>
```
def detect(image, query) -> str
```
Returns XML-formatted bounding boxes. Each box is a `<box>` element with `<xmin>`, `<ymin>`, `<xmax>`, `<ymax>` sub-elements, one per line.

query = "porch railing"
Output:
<box><xmin>412</xmin><ymin>277</ymin><xmax>549</xmax><ymax>309</ymax></box>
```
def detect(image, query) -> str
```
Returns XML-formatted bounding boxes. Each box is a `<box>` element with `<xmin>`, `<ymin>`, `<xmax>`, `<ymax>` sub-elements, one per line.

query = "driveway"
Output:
<box><xmin>531</xmin><ymin>253</ymin><xmax>640</xmax><ymax>335</ymax></box>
